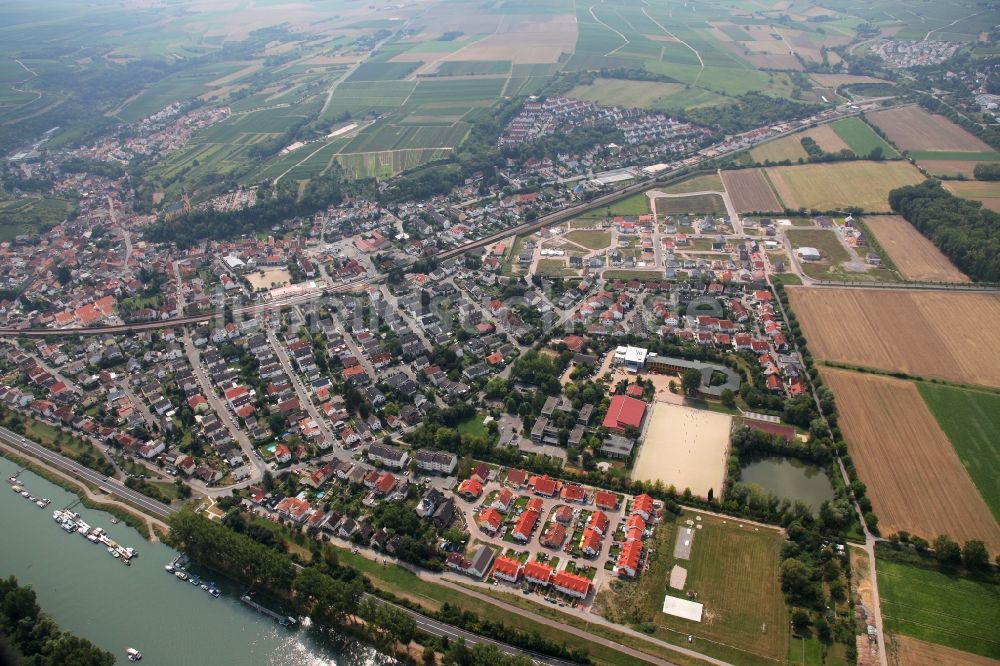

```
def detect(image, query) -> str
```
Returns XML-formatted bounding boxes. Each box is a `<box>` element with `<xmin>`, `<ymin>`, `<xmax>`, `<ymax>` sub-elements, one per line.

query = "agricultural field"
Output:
<box><xmin>918</xmin><ymin>383</ymin><xmax>1000</xmax><ymax>522</ymax></box>
<box><xmin>565</xmin><ymin>78</ymin><xmax>686</xmax><ymax>109</ymax></box>
<box><xmin>0</xmin><ymin>196</ymin><xmax>76</xmax><ymax>241</ymax></box>
<box><xmin>661</xmin><ymin>173</ymin><xmax>723</xmax><ymax>194</ymax></box>
<box><xmin>764</xmin><ymin>161</ymin><xmax>924</xmax><ymax>213</ymax></box>
<box><xmin>633</xmin><ymin>403</ymin><xmax>731</xmax><ymax>499</ymax></box>
<box><xmin>432</xmin><ymin>60</ymin><xmax>511</xmax><ymax>77</ymax></box>
<box><xmin>563</xmin><ymin>230</ymin><xmax>611</xmax><ymax>251</ymax></box>
<box><xmin>829</xmin><ymin>117</ymin><xmax>898</xmax><ymax>158</ymax></box>
<box><xmin>942</xmin><ymin>180</ymin><xmax>1000</xmax><ymax>213</ymax></box>
<box><xmin>720</xmin><ymin>169</ymin><xmax>782</xmax><ymax>213</ymax></box>
<box><xmin>823</xmin><ymin>369</ymin><xmax>1000</xmax><ymax>552</ymax></box>
<box><xmin>598</xmin><ymin>512</ymin><xmax>788</xmax><ymax>665</ymax></box>
<box><xmin>653</xmin><ymin>193</ymin><xmax>726</xmax><ymax>216</ymax></box>
<box><xmin>916</xmin><ymin>159</ymin><xmax>995</xmax><ymax>178</ymax></box>
<box><xmin>893</xmin><ymin>636</ymin><xmax>1000</xmax><ymax>666</ymax></box>
<box><xmin>864</xmin><ymin>215</ymin><xmax>969</xmax><ymax>282</ymax></box>
<box><xmin>867</xmin><ymin>106</ymin><xmax>994</xmax><ymax>153</ymax></box>
<box><xmin>345</xmin><ymin>61</ymin><xmax>421</xmax><ymax>82</ymax></box>
<box><xmin>787</xmin><ymin>288</ymin><xmax>1000</xmax><ymax>388</ymax></box>
<box><xmin>749</xmin><ymin>135</ymin><xmax>808</xmax><ymax>163</ymax></box>
<box><xmin>877</xmin><ymin>558</ymin><xmax>1000</xmax><ymax>659</ymax></box>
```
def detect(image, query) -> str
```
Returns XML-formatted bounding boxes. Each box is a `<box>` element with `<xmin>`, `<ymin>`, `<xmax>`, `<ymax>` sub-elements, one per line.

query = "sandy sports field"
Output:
<box><xmin>823</xmin><ymin>368</ymin><xmax>1000</xmax><ymax>552</ymax></box>
<box><xmin>720</xmin><ymin>168</ymin><xmax>782</xmax><ymax>213</ymax></box>
<box><xmin>787</xmin><ymin>287</ymin><xmax>1000</xmax><ymax>388</ymax></box>
<box><xmin>867</xmin><ymin>106</ymin><xmax>993</xmax><ymax>153</ymax></box>
<box><xmin>764</xmin><ymin>161</ymin><xmax>924</xmax><ymax>213</ymax></box>
<box><xmin>632</xmin><ymin>403</ymin><xmax>731</xmax><ymax>498</ymax></box>
<box><xmin>864</xmin><ymin>215</ymin><xmax>969</xmax><ymax>282</ymax></box>
<box><xmin>245</xmin><ymin>268</ymin><xmax>292</xmax><ymax>291</ymax></box>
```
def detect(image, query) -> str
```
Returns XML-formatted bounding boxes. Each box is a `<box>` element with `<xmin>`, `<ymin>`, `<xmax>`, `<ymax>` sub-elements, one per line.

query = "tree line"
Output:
<box><xmin>889</xmin><ymin>180</ymin><xmax>1000</xmax><ymax>282</ymax></box>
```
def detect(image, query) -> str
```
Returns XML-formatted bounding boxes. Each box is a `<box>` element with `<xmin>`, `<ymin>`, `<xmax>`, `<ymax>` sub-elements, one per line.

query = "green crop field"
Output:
<box><xmin>661</xmin><ymin>173</ymin><xmax>724</xmax><ymax>194</ymax></box>
<box><xmin>346</xmin><ymin>61</ymin><xmax>421</xmax><ymax>82</ymax></box>
<box><xmin>567</xmin><ymin>78</ymin><xmax>686</xmax><ymax>109</ymax></box>
<box><xmin>877</xmin><ymin>558</ymin><xmax>1000</xmax><ymax>659</ymax></box>
<box><xmin>0</xmin><ymin>196</ymin><xmax>76</xmax><ymax>241</ymax></box>
<box><xmin>408</xmin><ymin>78</ymin><xmax>506</xmax><ymax>104</ymax></box>
<box><xmin>786</xmin><ymin>229</ymin><xmax>849</xmax><ymax>263</ymax></box>
<box><xmin>830</xmin><ymin>118</ymin><xmax>899</xmax><ymax>158</ymax></box>
<box><xmin>434</xmin><ymin>60</ymin><xmax>511</xmax><ymax>76</ymax></box>
<box><xmin>918</xmin><ymin>383</ymin><xmax>1000</xmax><ymax>521</ymax></box>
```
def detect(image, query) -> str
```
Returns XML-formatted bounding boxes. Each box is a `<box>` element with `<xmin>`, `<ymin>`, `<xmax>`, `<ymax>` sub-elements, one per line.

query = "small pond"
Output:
<box><xmin>739</xmin><ymin>455</ymin><xmax>836</xmax><ymax>512</ymax></box>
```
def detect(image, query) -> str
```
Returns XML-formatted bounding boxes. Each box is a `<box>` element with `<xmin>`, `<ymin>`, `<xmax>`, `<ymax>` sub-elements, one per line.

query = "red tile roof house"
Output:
<box><xmin>512</xmin><ymin>509</ymin><xmax>540</xmax><ymax>542</ymax></box>
<box><xmin>602</xmin><ymin>395</ymin><xmax>647</xmax><ymax>434</ymax></box>
<box><xmin>274</xmin><ymin>444</ymin><xmax>292</xmax><ymax>464</ymax></box>
<box><xmin>595</xmin><ymin>491</ymin><xmax>620</xmax><ymax>511</ymax></box>
<box><xmin>491</xmin><ymin>556</ymin><xmax>522</xmax><ymax>583</ymax></box>
<box><xmin>530</xmin><ymin>475</ymin><xmax>559</xmax><ymax>497</ymax></box>
<box><xmin>632</xmin><ymin>494</ymin><xmax>655</xmax><ymax>522</ymax></box>
<box><xmin>560</xmin><ymin>484</ymin><xmax>586</xmax><ymax>504</ymax></box>
<box><xmin>541</xmin><ymin>523</ymin><xmax>567</xmax><ymax>549</ymax></box>
<box><xmin>588</xmin><ymin>510</ymin><xmax>610</xmax><ymax>536</ymax></box>
<box><xmin>552</xmin><ymin>571</ymin><xmax>591</xmax><ymax>599</ymax></box>
<box><xmin>457</xmin><ymin>478</ymin><xmax>484</xmax><ymax>500</ymax></box>
<box><xmin>580</xmin><ymin>528</ymin><xmax>603</xmax><ymax>557</ymax></box>
<box><xmin>477</xmin><ymin>508</ymin><xmax>503</xmax><ymax>535</ymax></box>
<box><xmin>506</xmin><ymin>469</ymin><xmax>527</xmax><ymax>487</ymax></box>
<box><xmin>492</xmin><ymin>488</ymin><xmax>516</xmax><ymax>513</ymax></box>
<box><xmin>616</xmin><ymin>539</ymin><xmax>643</xmax><ymax>578</ymax></box>
<box><xmin>523</xmin><ymin>561</ymin><xmax>553</xmax><ymax>586</ymax></box>
<box><xmin>554</xmin><ymin>506</ymin><xmax>574</xmax><ymax>524</ymax></box>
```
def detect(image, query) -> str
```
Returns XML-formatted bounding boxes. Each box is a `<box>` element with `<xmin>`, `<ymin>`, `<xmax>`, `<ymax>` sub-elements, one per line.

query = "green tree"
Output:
<box><xmin>961</xmin><ymin>540</ymin><xmax>989</xmax><ymax>572</ymax></box>
<box><xmin>720</xmin><ymin>388</ymin><xmax>736</xmax><ymax>408</ymax></box>
<box><xmin>933</xmin><ymin>534</ymin><xmax>962</xmax><ymax>567</ymax></box>
<box><xmin>681</xmin><ymin>368</ymin><xmax>702</xmax><ymax>396</ymax></box>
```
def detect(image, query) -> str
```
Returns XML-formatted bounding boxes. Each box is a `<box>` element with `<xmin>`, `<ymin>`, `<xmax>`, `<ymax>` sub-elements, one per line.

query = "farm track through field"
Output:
<box><xmin>641</xmin><ymin>4</ymin><xmax>704</xmax><ymax>86</ymax></box>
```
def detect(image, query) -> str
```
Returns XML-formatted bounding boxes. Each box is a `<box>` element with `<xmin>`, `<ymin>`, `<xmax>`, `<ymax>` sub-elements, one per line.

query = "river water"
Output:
<box><xmin>0</xmin><ymin>457</ymin><xmax>388</xmax><ymax>666</ymax></box>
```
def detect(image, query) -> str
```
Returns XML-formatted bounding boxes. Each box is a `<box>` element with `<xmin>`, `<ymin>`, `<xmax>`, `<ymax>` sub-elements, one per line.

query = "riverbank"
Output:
<box><xmin>0</xmin><ymin>445</ymin><xmax>165</xmax><ymax>540</ymax></box>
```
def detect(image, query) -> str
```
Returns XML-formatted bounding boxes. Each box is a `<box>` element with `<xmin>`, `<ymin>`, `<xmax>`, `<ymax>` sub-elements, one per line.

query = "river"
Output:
<box><xmin>0</xmin><ymin>457</ymin><xmax>389</xmax><ymax>665</ymax></box>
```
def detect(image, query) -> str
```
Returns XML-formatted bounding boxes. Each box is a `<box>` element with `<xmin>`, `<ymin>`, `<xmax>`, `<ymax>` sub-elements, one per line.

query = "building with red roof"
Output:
<box><xmin>526</xmin><ymin>497</ymin><xmax>543</xmax><ymax>514</ymax></box>
<box><xmin>541</xmin><ymin>522</ymin><xmax>567</xmax><ymax>548</ymax></box>
<box><xmin>552</xmin><ymin>571</ymin><xmax>591</xmax><ymax>599</ymax></box>
<box><xmin>632</xmin><ymin>494</ymin><xmax>654</xmax><ymax>521</ymax></box>
<box><xmin>602</xmin><ymin>395</ymin><xmax>647</xmax><ymax>433</ymax></box>
<box><xmin>554</xmin><ymin>506</ymin><xmax>574</xmax><ymax>524</ymax></box>
<box><xmin>506</xmin><ymin>469</ymin><xmax>527</xmax><ymax>487</ymax></box>
<box><xmin>531</xmin><ymin>475</ymin><xmax>558</xmax><ymax>497</ymax></box>
<box><xmin>523</xmin><ymin>561</ymin><xmax>553</xmax><ymax>585</ymax></box>
<box><xmin>560</xmin><ymin>484</ymin><xmax>586</xmax><ymax>503</ymax></box>
<box><xmin>513</xmin><ymin>509</ymin><xmax>540</xmax><ymax>542</ymax></box>
<box><xmin>617</xmin><ymin>539</ymin><xmax>643</xmax><ymax>577</ymax></box>
<box><xmin>274</xmin><ymin>444</ymin><xmax>292</xmax><ymax>464</ymax></box>
<box><xmin>580</xmin><ymin>528</ymin><xmax>603</xmax><ymax>557</ymax></box>
<box><xmin>491</xmin><ymin>556</ymin><xmax>522</xmax><ymax>583</ymax></box>
<box><xmin>492</xmin><ymin>488</ymin><xmax>516</xmax><ymax>513</ymax></box>
<box><xmin>477</xmin><ymin>508</ymin><xmax>503</xmax><ymax>535</ymax></box>
<box><xmin>457</xmin><ymin>478</ymin><xmax>484</xmax><ymax>500</ymax></box>
<box><xmin>595</xmin><ymin>491</ymin><xmax>620</xmax><ymax>511</ymax></box>
<box><xmin>588</xmin><ymin>510</ymin><xmax>610</xmax><ymax>535</ymax></box>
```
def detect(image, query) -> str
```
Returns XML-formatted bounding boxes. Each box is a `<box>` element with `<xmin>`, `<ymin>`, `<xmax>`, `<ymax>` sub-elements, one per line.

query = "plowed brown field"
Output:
<box><xmin>864</xmin><ymin>216</ymin><xmax>969</xmax><ymax>283</ymax></box>
<box><xmin>823</xmin><ymin>369</ymin><xmax>1000</xmax><ymax>552</ymax></box>
<box><xmin>720</xmin><ymin>168</ymin><xmax>782</xmax><ymax>213</ymax></box>
<box><xmin>868</xmin><ymin>106</ymin><xmax>993</xmax><ymax>152</ymax></box>
<box><xmin>894</xmin><ymin>636</ymin><xmax>999</xmax><ymax>666</ymax></box>
<box><xmin>787</xmin><ymin>288</ymin><xmax>1000</xmax><ymax>388</ymax></box>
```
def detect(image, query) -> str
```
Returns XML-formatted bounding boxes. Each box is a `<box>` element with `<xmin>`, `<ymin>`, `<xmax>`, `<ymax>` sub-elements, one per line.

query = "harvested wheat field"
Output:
<box><xmin>786</xmin><ymin>287</ymin><xmax>1000</xmax><ymax>387</ymax></box>
<box><xmin>864</xmin><ymin>216</ymin><xmax>969</xmax><ymax>282</ymax></box>
<box><xmin>720</xmin><ymin>168</ymin><xmax>782</xmax><ymax>213</ymax></box>
<box><xmin>893</xmin><ymin>636</ymin><xmax>998</xmax><ymax>666</ymax></box>
<box><xmin>943</xmin><ymin>180</ymin><xmax>1000</xmax><ymax>213</ymax></box>
<box><xmin>916</xmin><ymin>159</ymin><xmax>983</xmax><ymax>178</ymax></box>
<box><xmin>868</xmin><ymin>106</ymin><xmax>993</xmax><ymax>153</ymax></box>
<box><xmin>765</xmin><ymin>161</ymin><xmax>924</xmax><ymax>212</ymax></box>
<box><xmin>823</xmin><ymin>369</ymin><xmax>1000</xmax><ymax>552</ymax></box>
<box><xmin>804</xmin><ymin>124</ymin><xmax>850</xmax><ymax>153</ymax></box>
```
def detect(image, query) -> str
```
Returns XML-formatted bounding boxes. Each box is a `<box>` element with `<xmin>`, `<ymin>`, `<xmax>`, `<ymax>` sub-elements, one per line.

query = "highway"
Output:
<box><xmin>0</xmin><ymin>424</ymin><xmax>177</xmax><ymax>520</ymax></box>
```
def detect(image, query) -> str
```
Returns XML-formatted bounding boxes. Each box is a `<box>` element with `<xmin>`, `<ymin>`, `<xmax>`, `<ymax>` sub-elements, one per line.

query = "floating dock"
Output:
<box><xmin>240</xmin><ymin>592</ymin><xmax>296</xmax><ymax>626</ymax></box>
<box><xmin>52</xmin><ymin>508</ymin><xmax>136</xmax><ymax>563</ymax></box>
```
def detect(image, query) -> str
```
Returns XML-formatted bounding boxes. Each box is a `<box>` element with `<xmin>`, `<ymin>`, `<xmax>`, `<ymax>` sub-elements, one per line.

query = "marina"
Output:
<box><xmin>52</xmin><ymin>507</ymin><xmax>137</xmax><ymax>563</ymax></box>
<box><xmin>0</xmin><ymin>457</ymin><xmax>385</xmax><ymax>665</ymax></box>
<box><xmin>166</xmin><ymin>555</ymin><xmax>221</xmax><ymax>597</ymax></box>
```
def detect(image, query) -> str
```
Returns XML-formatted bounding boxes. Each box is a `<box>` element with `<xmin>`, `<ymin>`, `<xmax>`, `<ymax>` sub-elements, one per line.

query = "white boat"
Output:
<box><xmin>126</xmin><ymin>647</ymin><xmax>142</xmax><ymax>661</ymax></box>
<box><xmin>52</xmin><ymin>510</ymin><xmax>63</xmax><ymax>522</ymax></box>
<box><xmin>164</xmin><ymin>564</ymin><xmax>175</xmax><ymax>573</ymax></box>
<box><xmin>11</xmin><ymin>484</ymin><xmax>22</xmax><ymax>493</ymax></box>
<box><xmin>87</xmin><ymin>533</ymin><xmax>99</xmax><ymax>543</ymax></box>
<box><xmin>175</xmin><ymin>571</ymin><xmax>188</xmax><ymax>581</ymax></box>
<box><xmin>20</xmin><ymin>491</ymin><xmax>29</xmax><ymax>498</ymax></box>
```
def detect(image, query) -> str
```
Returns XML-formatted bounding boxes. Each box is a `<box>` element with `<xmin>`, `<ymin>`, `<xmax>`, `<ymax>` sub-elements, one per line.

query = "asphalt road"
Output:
<box><xmin>0</xmin><ymin>424</ymin><xmax>177</xmax><ymax>520</ymax></box>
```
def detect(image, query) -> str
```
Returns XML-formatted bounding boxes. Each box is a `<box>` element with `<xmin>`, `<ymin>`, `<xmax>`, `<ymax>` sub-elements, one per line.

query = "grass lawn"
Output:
<box><xmin>830</xmin><ymin>117</ymin><xmax>899</xmax><ymax>158</ymax></box>
<box><xmin>0</xmin><ymin>196</ymin><xmax>76</xmax><ymax>241</ymax></box>
<box><xmin>567</xmin><ymin>78</ymin><xmax>686</xmax><ymax>109</ymax></box>
<box><xmin>597</xmin><ymin>512</ymin><xmax>788</xmax><ymax>665</ymax></box>
<box><xmin>536</xmin><ymin>259</ymin><xmax>576</xmax><ymax>277</ymax></box>
<box><xmin>604</xmin><ymin>192</ymin><xmax>649</xmax><ymax>216</ymax></box>
<box><xmin>877</xmin><ymin>558</ymin><xmax>1000</xmax><ymax>659</ymax></box>
<box><xmin>564</xmin><ymin>230</ymin><xmax>611</xmax><ymax>250</ymax></box>
<box><xmin>655</xmin><ymin>193</ymin><xmax>726</xmax><ymax>216</ymax></box>
<box><xmin>917</xmin><ymin>383</ymin><xmax>1000</xmax><ymax>521</ymax></box>
<box><xmin>455</xmin><ymin>413</ymin><xmax>489</xmax><ymax>439</ymax></box>
<box><xmin>602</xmin><ymin>269</ymin><xmax>663</xmax><ymax>281</ymax></box>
